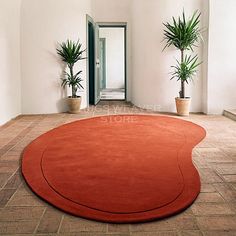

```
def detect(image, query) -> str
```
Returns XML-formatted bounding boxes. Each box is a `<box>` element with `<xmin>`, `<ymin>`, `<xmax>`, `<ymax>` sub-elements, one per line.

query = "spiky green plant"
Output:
<box><xmin>163</xmin><ymin>11</ymin><xmax>202</xmax><ymax>98</ymax></box>
<box><xmin>171</xmin><ymin>54</ymin><xmax>201</xmax><ymax>84</ymax></box>
<box><xmin>57</xmin><ymin>40</ymin><xmax>86</xmax><ymax>98</ymax></box>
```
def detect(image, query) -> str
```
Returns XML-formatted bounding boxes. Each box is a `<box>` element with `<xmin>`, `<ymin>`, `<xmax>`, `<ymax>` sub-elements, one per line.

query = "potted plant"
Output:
<box><xmin>57</xmin><ymin>39</ymin><xmax>86</xmax><ymax>114</ymax></box>
<box><xmin>163</xmin><ymin>11</ymin><xmax>202</xmax><ymax>116</ymax></box>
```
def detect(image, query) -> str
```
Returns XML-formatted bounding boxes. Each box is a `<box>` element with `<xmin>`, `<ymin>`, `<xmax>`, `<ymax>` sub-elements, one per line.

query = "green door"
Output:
<box><xmin>99</xmin><ymin>38</ymin><xmax>106</xmax><ymax>90</ymax></box>
<box><xmin>94</xmin><ymin>23</ymin><xmax>101</xmax><ymax>104</ymax></box>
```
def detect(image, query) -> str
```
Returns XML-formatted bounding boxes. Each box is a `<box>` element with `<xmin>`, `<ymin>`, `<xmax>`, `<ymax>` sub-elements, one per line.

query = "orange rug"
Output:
<box><xmin>22</xmin><ymin>115</ymin><xmax>206</xmax><ymax>223</ymax></box>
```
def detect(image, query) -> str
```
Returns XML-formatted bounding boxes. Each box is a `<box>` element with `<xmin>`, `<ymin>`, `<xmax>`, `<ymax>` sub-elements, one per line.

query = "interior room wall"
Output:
<box><xmin>21</xmin><ymin>0</ymin><xmax>91</xmax><ymax>114</ymax></box>
<box><xmin>0</xmin><ymin>0</ymin><xmax>22</xmax><ymax>125</ymax></box>
<box><xmin>131</xmin><ymin>0</ymin><xmax>204</xmax><ymax>112</ymax></box>
<box><xmin>20</xmin><ymin>0</ymin><xmax>205</xmax><ymax>115</ymax></box>
<box><xmin>3</xmin><ymin>0</ymin><xmax>233</xmax><ymax>118</ymax></box>
<box><xmin>99</xmin><ymin>28</ymin><xmax>125</xmax><ymax>89</ymax></box>
<box><xmin>206</xmin><ymin>0</ymin><xmax>236</xmax><ymax>114</ymax></box>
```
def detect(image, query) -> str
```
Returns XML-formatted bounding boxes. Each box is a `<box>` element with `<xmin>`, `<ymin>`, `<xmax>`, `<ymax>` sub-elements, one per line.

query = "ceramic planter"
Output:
<box><xmin>175</xmin><ymin>97</ymin><xmax>191</xmax><ymax>116</ymax></box>
<box><xmin>67</xmin><ymin>97</ymin><xmax>82</xmax><ymax>114</ymax></box>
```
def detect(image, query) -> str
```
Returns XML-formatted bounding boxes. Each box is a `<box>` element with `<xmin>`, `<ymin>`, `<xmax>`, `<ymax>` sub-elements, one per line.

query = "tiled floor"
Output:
<box><xmin>0</xmin><ymin>102</ymin><xmax>236</xmax><ymax>236</ymax></box>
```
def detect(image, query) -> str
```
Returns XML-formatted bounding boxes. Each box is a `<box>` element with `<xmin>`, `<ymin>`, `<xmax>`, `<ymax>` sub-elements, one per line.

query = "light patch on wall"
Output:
<box><xmin>0</xmin><ymin>0</ymin><xmax>21</xmax><ymax>125</ymax></box>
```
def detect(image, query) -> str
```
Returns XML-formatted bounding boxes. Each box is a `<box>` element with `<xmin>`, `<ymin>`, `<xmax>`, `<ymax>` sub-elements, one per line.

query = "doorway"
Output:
<box><xmin>99</xmin><ymin>25</ymin><xmax>126</xmax><ymax>101</ymax></box>
<box><xmin>87</xmin><ymin>17</ymin><xmax>127</xmax><ymax>105</ymax></box>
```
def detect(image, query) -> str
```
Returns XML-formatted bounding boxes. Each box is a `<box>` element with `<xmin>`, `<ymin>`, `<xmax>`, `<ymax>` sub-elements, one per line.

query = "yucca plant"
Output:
<box><xmin>163</xmin><ymin>11</ymin><xmax>202</xmax><ymax>98</ymax></box>
<box><xmin>57</xmin><ymin>40</ymin><xmax>86</xmax><ymax>98</ymax></box>
<box><xmin>171</xmin><ymin>55</ymin><xmax>201</xmax><ymax>84</ymax></box>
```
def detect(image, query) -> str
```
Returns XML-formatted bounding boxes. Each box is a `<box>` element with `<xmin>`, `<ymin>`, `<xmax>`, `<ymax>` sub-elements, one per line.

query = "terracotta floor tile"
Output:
<box><xmin>0</xmin><ymin>189</ymin><xmax>16</xmax><ymax>207</ymax></box>
<box><xmin>0</xmin><ymin>206</ymin><xmax>45</xmax><ymax>221</ymax></box>
<box><xmin>196</xmin><ymin>148</ymin><xmax>233</xmax><ymax>163</ymax></box>
<box><xmin>197</xmin><ymin>216</ymin><xmax>236</xmax><ymax>231</ymax></box>
<box><xmin>223</xmin><ymin>176</ymin><xmax>236</xmax><ymax>184</ymax></box>
<box><xmin>214</xmin><ymin>164</ymin><xmax>236</xmax><ymax>175</ymax></box>
<box><xmin>213</xmin><ymin>183</ymin><xmax>236</xmax><ymax>202</ymax></box>
<box><xmin>220</xmin><ymin>148</ymin><xmax>236</xmax><ymax>158</ymax></box>
<box><xmin>0</xmin><ymin>153</ymin><xmax>21</xmax><ymax>162</ymax></box>
<box><xmin>0</xmin><ymin>221</ymin><xmax>38</xmax><ymax>234</ymax></box>
<box><xmin>7</xmin><ymin>194</ymin><xmax>45</xmax><ymax>207</ymax></box>
<box><xmin>0</xmin><ymin>162</ymin><xmax>19</xmax><ymax>173</ymax></box>
<box><xmin>191</xmin><ymin>203</ymin><xmax>234</xmax><ymax>215</ymax></box>
<box><xmin>0</xmin><ymin>173</ymin><xmax>11</xmax><ymax>188</ymax></box>
<box><xmin>179</xmin><ymin>231</ymin><xmax>203</xmax><ymax>236</ymax></box>
<box><xmin>195</xmin><ymin>193</ymin><xmax>225</xmax><ymax>203</ymax></box>
<box><xmin>203</xmin><ymin>231</ymin><xmax>236</xmax><ymax>236</ymax></box>
<box><xmin>36</xmin><ymin>207</ymin><xmax>62</xmax><ymax>234</ymax></box>
<box><xmin>200</xmin><ymin>184</ymin><xmax>216</xmax><ymax>193</ymax></box>
<box><xmin>130</xmin><ymin>216</ymin><xmax>198</xmax><ymax>232</ymax></box>
<box><xmin>59</xmin><ymin>216</ymin><xmax>107</xmax><ymax>233</ymax></box>
<box><xmin>131</xmin><ymin>232</ymin><xmax>178</xmax><ymax>236</ymax></box>
<box><xmin>108</xmin><ymin>224</ymin><xmax>130</xmax><ymax>233</ymax></box>
<box><xmin>4</xmin><ymin>171</ymin><xmax>22</xmax><ymax>189</ymax></box>
<box><xmin>198</xmin><ymin>169</ymin><xmax>223</xmax><ymax>184</ymax></box>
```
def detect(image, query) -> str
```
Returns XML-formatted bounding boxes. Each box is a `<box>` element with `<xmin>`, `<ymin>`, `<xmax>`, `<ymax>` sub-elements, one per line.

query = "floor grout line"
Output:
<box><xmin>33</xmin><ymin>207</ymin><xmax>47</xmax><ymax>235</ymax></box>
<box><xmin>57</xmin><ymin>214</ymin><xmax>65</xmax><ymax>234</ymax></box>
<box><xmin>1</xmin><ymin>168</ymin><xmax>20</xmax><ymax>190</ymax></box>
<box><xmin>4</xmin><ymin>180</ymin><xmax>23</xmax><ymax>208</ymax></box>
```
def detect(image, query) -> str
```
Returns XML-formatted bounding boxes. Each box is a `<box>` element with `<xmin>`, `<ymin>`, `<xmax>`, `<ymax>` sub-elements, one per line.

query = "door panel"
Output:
<box><xmin>94</xmin><ymin>23</ymin><xmax>101</xmax><ymax>105</ymax></box>
<box><xmin>88</xmin><ymin>21</ymin><xmax>95</xmax><ymax>105</ymax></box>
<box><xmin>99</xmin><ymin>38</ymin><xmax>106</xmax><ymax>90</ymax></box>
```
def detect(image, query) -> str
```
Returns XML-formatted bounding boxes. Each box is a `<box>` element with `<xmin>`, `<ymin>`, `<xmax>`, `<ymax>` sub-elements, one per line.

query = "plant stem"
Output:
<box><xmin>69</xmin><ymin>64</ymin><xmax>76</xmax><ymax>98</ymax></box>
<box><xmin>180</xmin><ymin>49</ymin><xmax>185</xmax><ymax>98</ymax></box>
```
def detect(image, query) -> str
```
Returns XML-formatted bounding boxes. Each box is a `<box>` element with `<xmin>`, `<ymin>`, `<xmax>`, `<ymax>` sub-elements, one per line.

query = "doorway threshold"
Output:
<box><xmin>101</xmin><ymin>89</ymin><xmax>125</xmax><ymax>100</ymax></box>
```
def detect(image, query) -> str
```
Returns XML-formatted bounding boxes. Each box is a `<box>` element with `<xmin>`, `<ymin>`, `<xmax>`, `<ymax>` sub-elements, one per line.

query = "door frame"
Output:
<box><xmin>98</xmin><ymin>22</ymin><xmax>128</xmax><ymax>101</ymax></box>
<box><xmin>86</xmin><ymin>14</ymin><xmax>95</xmax><ymax>106</ymax></box>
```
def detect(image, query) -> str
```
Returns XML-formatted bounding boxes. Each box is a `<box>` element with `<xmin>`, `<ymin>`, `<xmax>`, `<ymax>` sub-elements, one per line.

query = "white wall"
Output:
<box><xmin>21</xmin><ymin>0</ymin><xmax>91</xmax><ymax>114</ymax></box>
<box><xmin>20</xmin><ymin>0</ymin><xmax>206</xmax><ymax>115</ymax></box>
<box><xmin>1</xmin><ymin>0</ymin><xmax>233</xmax><ymax>118</ymax></box>
<box><xmin>131</xmin><ymin>0</ymin><xmax>204</xmax><ymax>112</ymax></box>
<box><xmin>206</xmin><ymin>0</ymin><xmax>236</xmax><ymax>114</ymax></box>
<box><xmin>0</xmin><ymin>0</ymin><xmax>21</xmax><ymax>125</ymax></box>
<box><xmin>201</xmin><ymin>0</ymin><xmax>210</xmax><ymax>114</ymax></box>
<box><xmin>99</xmin><ymin>28</ymin><xmax>125</xmax><ymax>89</ymax></box>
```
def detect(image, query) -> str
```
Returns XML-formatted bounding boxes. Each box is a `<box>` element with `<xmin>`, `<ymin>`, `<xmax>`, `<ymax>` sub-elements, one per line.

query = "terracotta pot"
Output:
<box><xmin>175</xmin><ymin>97</ymin><xmax>191</xmax><ymax>116</ymax></box>
<box><xmin>67</xmin><ymin>97</ymin><xmax>82</xmax><ymax>114</ymax></box>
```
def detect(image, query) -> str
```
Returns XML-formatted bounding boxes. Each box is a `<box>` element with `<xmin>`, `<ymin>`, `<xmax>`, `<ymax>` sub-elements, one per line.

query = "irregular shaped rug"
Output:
<box><xmin>22</xmin><ymin>115</ymin><xmax>206</xmax><ymax>223</ymax></box>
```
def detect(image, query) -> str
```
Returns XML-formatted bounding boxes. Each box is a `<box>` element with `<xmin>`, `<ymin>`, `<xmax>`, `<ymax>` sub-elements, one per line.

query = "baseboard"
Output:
<box><xmin>224</xmin><ymin>110</ymin><xmax>236</xmax><ymax>121</ymax></box>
